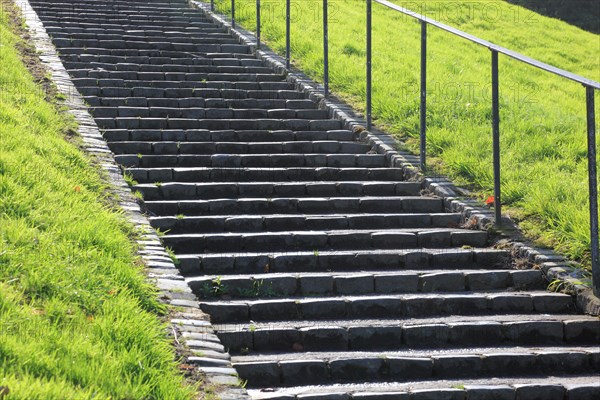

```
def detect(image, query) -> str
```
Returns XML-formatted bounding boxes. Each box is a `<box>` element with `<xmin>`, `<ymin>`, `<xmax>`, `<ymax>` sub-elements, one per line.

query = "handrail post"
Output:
<box><xmin>210</xmin><ymin>0</ymin><xmax>214</xmax><ymax>12</ymax></box>
<box><xmin>366</xmin><ymin>0</ymin><xmax>372</xmax><ymax>131</ymax></box>
<box><xmin>231</xmin><ymin>0</ymin><xmax>235</xmax><ymax>28</ymax></box>
<box><xmin>420</xmin><ymin>20</ymin><xmax>427</xmax><ymax>171</ymax></box>
<box><xmin>586</xmin><ymin>86</ymin><xmax>599</xmax><ymax>297</ymax></box>
<box><xmin>491</xmin><ymin>50</ymin><xmax>502</xmax><ymax>226</ymax></box>
<box><xmin>323</xmin><ymin>0</ymin><xmax>329</xmax><ymax>97</ymax></box>
<box><xmin>286</xmin><ymin>0</ymin><xmax>291</xmax><ymax>69</ymax></box>
<box><xmin>256</xmin><ymin>0</ymin><xmax>261</xmax><ymax>49</ymax></box>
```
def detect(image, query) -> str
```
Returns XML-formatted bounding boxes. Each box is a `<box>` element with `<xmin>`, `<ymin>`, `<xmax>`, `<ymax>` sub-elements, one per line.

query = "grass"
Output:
<box><xmin>207</xmin><ymin>0</ymin><xmax>600</xmax><ymax>269</ymax></box>
<box><xmin>0</xmin><ymin>2</ymin><xmax>196</xmax><ymax>398</ymax></box>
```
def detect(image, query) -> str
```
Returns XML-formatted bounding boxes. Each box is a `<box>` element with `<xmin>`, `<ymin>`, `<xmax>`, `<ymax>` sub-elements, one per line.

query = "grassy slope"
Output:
<box><xmin>0</xmin><ymin>4</ymin><xmax>195</xmax><ymax>399</ymax></box>
<box><xmin>212</xmin><ymin>0</ymin><xmax>600</xmax><ymax>267</ymax></box>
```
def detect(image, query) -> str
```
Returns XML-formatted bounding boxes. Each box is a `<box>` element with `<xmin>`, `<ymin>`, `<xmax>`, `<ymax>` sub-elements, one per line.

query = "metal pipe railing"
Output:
<box><xmin>256</xmin><ymin>0</ymin><xmax>260</xmax><ymax>49</ymax></box>
<box><xmin>209</xmin><ymin>0</ymin><xmax>600</xmax><ymax>297</ymax></box>
<box><xmin>323</xmin><ymin>0</ymin><xmax>329</xmax><ymax>97</ymax></box>
<box><xmin>285</xmin><ymin>0</ymin><xmax>291</xmax><ymax>69</ymax></box>
<box><xmin>366</xmin><ymin>0</ymin><xmax>372</xmax><ymax>131</ymax></box>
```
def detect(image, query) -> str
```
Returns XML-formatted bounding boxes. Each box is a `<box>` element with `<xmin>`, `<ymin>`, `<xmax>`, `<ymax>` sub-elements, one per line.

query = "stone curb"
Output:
<box><xmin>190</xmin><ymin>0</ymin><xmax>599</xmax><ymax>316</ymax></box>
<box><xmin>15</xmin><ymin>1</ymin><xmax>249</xmax><ymax>398</ymax></box>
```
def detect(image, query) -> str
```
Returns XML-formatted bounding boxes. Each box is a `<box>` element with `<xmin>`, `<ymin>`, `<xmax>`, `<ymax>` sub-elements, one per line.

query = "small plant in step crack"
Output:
<box><xmin>165</xmin><ymin>247</ymin><xmax>180</xmax><ymax>266</ymax></box>
<box><xmin>175</xmin><ymin>214</ymin><xmax>185</xmax><ymax>220</ymax></box>
<box><xmin>154</xmin><ymin>182</ymin><xmax>162</xmax><ymax>187</ymax></box>
<box><xmin>123</xmin><ymin>172</ymin><xmax>138</xmax><ymax>186</ymax></box>
<box><xmin>237</xmin><ymin>280</ymin><xmax>279</xmax><ymax>298</ymax></box>
<box><xmin>154</xmin><ymin>228</ymin><xmax>169</xmax><ymax>237</ymax></box>
<box><xmin>201</xmin><ymin>276</ymin><xmax>230</xmax><ymax>298</ymax></box>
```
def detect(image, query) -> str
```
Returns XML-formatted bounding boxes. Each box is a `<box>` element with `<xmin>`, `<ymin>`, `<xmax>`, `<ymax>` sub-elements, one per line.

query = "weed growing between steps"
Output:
<box><xmin>0</xmin><ymin>3</ymin><xmax>196</xmax><ymax>398</ymax></box>
<box><xmin>206</xmin><ymin>0</ymin><xmax>600</xmax><ymax>271</ymax></box>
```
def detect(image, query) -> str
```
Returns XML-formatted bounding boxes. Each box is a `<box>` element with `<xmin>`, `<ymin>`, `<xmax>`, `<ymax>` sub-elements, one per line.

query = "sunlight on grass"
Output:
<box><xmin>0</xmin><ymin>4</ymin><xmax>195</xmax><ymax>399</ymax></box>
<box><xmin>206</xmin><ymin>0</ymin><xmax>600</xmax><ymax>267</ymax></box>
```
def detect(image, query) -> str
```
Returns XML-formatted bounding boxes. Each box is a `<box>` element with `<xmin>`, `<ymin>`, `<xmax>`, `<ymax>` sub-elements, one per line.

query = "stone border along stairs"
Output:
<box><xmin>16</xmin><ymin>1</ymin><xmax>249</xmax><ymax>399</ymax></box>
<box><xmin>19</xmin><ymin>0</ymin><xmax>600</xmax><ymax>399</ymax></box>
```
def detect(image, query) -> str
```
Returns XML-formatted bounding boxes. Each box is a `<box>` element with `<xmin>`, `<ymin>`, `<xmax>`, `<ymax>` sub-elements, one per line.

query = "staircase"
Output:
<box><xmin>28</xmin><ymin>0</ymin><xmax>600</xmax><ymax>398</ymax></box>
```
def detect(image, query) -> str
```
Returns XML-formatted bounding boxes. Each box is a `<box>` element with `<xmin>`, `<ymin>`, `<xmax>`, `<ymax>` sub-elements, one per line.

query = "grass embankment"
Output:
<box><xmin>209</xmin><ymin>0</ymin><xmax>600</xmax><ymax>269</ymax></box>
<box><xmin>0</xmin><ymin>2</ymin><xmax>196</xmax><ymax>399</ymax></box>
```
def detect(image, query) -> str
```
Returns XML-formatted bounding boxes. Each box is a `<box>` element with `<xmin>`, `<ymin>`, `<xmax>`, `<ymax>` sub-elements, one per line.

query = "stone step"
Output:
<box><xmin>53</xmin><ymin>34</ymin><xmax>240</xmax><ymax>46</ymax></box>
<box><xmin>150</xmin><ymin>212</ymin><xmax>457</xmax><ymax>234</ymax></box>
<box><xmin>115</xmin><ymin>152</ymin><xmax>381</xmax><ymax>168</ymax></box>
<box><xmin>215</xmin><ymin>315</ymin><xmax>599</xmax><ymax>353</ymax></box>
<box><xmin>77</xmin><ymin>75</ymin><xmax>288</xmax><ymax>87</ymax></box>
<box><xmin>136</xmin><ymin>181</ymin><xmax>418</xmax><ymax>200</ymax></box>
<box><xmin>129</xmin><ymin>167</ymin><xmax>402</xmax><ymax>183</ymax></box>
<box><xmin>89</xmin><ymin>99</ymin><xmax>317</xmax><ymax>112</ymax></box>
<box><xmin>245</xmin><ymin>379</ymin><xmax>600</xmax><ymax>400</ymax></box>
<box><xmin>187</xmin><ymin>269</ymin><xmax>543</xmax><ymax>300</ymax></box>
<box><xmin>63</xmin><ymin>54</ymin><xmax>265</xmax><ymax>66</ymax></box>
<box><xmin>56</xmin><ymin>43</ymin><xmax>254</xmax><ymax>58</ymax></box>
<box><xmin>144</xmin><ymin>196</ymin><xmax>444</xmax><ymax>216</ymax></box>
<box><xmin>39</xmin><ymin>16</ymin><xmax>219</xmax><ymax>30</ymax></box>
<box><xmin>98</xmin><ymin>106</ymin><xmax>327</xmax><ymax>120</ymax></box>
<box><xmin>47</xmin><ymin>25</ymin><xmax>229</xmax><ymax>36</ymax></box>
<box><xmin>81</xmin><ymin>87</ymin><xmax>306</xmax><ymax>99</ymax></box>
<box><xmin>232</xmin><ymin>346</ymin><xmax>600</xmax><ymax>388</ymax></box>
<box><xmin>175</xmin><ymin>248</ymin><xmax>509</xmax><ymax>276</ymax></box>
<box><xmin>163</xmin><ymin>227</ymin><xmax>489</xmax><ymax>254</ymax></box>
<box><xmin>103</xmin><ymin>129</ymin><xmax>351</xmax><ymax>143</ymax></box>
<box><xmin>67</xmin><ymin>64</ymin><xmax>274</xmax><ymax>75</ymax></box>
<box><xmin>198</xmin><ymin>291</ymin><xmax>575</xmax><ymax>323</ymax></box>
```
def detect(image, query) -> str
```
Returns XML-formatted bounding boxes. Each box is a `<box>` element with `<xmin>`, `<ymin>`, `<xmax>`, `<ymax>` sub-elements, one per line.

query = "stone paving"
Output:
<box><xmin>23</xmin><ymin>0</ymin><xmax>600</xmax><ymax>398</ymax></box>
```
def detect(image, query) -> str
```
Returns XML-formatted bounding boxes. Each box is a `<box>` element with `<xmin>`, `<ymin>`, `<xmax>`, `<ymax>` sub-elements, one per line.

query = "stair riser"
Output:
<box><xmin>151</xmin><ymin>213</ymin><xmax>460</xmax><ymax>234</ymax></box>
<box><xmin>219</xmin><ymin>320</ymin><xmax>600</xmax><ymax>353</ymax></box>
<box><xmin>189</xmin><ymin>270</ymin><xmax>543</xmax><ymax>299</ymax></box>
<box><xmin>200</xmin><ymin>293</ymin><xmax>573</xmax><ymax>323</ymax></box>
<box><xmin>233</xmin><ymin>351</ymin><xmax>599</xmax><ymax>388</ymax></box>
<box><xmin>137</xmin><ymin>182</ymin><xmax>420</xmax><ymax>201</ymax></box>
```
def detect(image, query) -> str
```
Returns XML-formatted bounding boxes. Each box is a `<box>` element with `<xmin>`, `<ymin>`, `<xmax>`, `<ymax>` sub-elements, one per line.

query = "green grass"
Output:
<box><xmin>0</xmin><ymin>4</ymin><xmax>196</xmax><ymax>399</ymax></box>
<box><xmin>209</xmin><ymin>0</ymin><xmax>600</xmax><ymax>268</ymax></box>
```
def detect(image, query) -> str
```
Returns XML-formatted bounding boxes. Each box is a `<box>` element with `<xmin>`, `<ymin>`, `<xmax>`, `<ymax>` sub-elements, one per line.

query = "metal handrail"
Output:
<box><xmin>375</xmin><ymin>0</ymin><xmax>600</xmax><ymax>90</ymax></box>
<box><xmin>211</xmin><ymin>0</ymin><xmax>599</xmax><ymax>296</ymax></box>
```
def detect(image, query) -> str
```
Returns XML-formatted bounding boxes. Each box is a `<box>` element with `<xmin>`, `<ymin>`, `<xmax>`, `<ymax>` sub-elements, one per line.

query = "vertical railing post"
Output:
<box><xmin>231</xmin><ymin>0</ymin><xmax>235</xmax><ymax>28</ymax></box>
<box><xmin>210</xmin><ymin>0</ymin><xmax>214</xmax><ymax>12</ymax></box>
<box><xmin>366</xmin><ymin>0</ymin><xmax>372</xmax><ymax>131</ymax></box>
<box><xmin>491</xmin><ymin>50</ymin><xmax>502</xmax><ymax>226</ymax></box>
<box><xmin>256</xmin><ymin>0</ymin><xmax>261</xmax><ymax>49</ymax></box>
<box><xmin>586</xmin><ymin>86</ymin><xmax>600</xmax><ymax>297</ymax></box>
<box><xmin>323</xmin><ymin>0</ymin><xmax>329</xmax><ymax>97</ymax></box>
<box><xmin>420</xmin><ymin>21</ymin><xmax>427</xmax><ymax>171</ymax></box>
<box><xmin>286</xmin><ymin>0</ymin><xmax>291</xmax><ymax>69</ymax></box>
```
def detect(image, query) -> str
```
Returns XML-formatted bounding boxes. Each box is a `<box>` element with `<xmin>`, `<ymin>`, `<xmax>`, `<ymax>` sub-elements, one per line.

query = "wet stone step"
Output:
<box><xmin>187</xmin><ymin>269</ymin><xmax>543</xmax><ymax>300</ymax></box>
<box><xmin>198</xmin><ymin>292</ymin><xmax>575</xmax><ymax>323</ymax></box>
